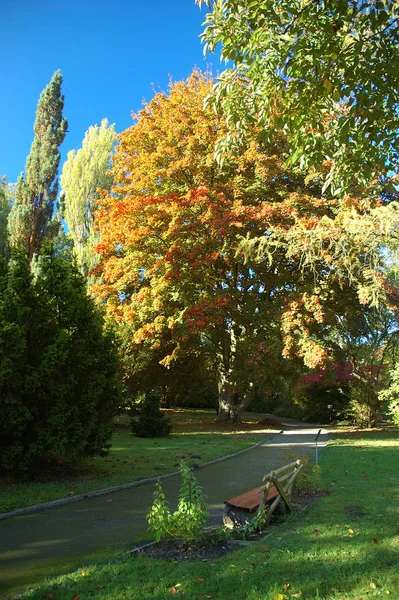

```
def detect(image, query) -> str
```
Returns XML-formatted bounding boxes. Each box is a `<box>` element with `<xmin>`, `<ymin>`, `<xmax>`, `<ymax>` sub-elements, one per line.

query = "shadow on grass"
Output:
<box><xmin>16</xmin><ymin>429</ymin><xmax>399</xmax><ymax>600</ymax></box>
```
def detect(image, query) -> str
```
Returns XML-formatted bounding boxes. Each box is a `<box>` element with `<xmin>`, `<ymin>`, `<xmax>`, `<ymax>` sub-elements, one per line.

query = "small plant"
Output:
<box><xmin>147</xmin><ymin>460</ymin><xmax>208</xmax><ymax>542</ymax></box>
<box><xmin>280</xmin><ymin>450</ymin><xmax>325</xmax><ymax>493</ymax></box>
<box><xmin>146</xmin><ymin>481</ymin><xmax>174</xmax><ymax>542</ymax></box>
<box><xmin>174</xmin><ymin>461</ymin><xmax>208</xmax><ymax>540</ymax></box>
<box><xmin>131</xmin><ymin>393</ymin><xmax>172</xmax><ymax>438</ymax></box>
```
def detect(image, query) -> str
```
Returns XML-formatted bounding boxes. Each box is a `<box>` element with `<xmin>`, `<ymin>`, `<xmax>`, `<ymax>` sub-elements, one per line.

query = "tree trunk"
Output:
<box><xmin>217</xmin><ymin>371</ymin><xmax>249</xmax><ymax>424</ymax></box>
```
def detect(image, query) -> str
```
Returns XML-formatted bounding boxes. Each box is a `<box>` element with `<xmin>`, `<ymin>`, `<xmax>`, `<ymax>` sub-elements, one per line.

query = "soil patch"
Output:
<box><xmin>135</xmin><ymin>489</ymin><xmax>328</xmax><ymax>562</ymax></box>
<box><xmin>136</xmin><ymin>538</ymin><xmax>239</xmax><ymax>561</ymax></box>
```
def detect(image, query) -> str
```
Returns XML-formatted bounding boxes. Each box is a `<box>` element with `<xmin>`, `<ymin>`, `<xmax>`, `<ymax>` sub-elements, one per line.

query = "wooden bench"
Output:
<box><xmin>223</xmin><ymin>460</ymin><xmax>303</xmax><ymax>530</ymax></box>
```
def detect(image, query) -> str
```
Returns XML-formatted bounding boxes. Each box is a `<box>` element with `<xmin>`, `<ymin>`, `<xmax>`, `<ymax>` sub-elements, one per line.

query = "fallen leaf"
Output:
<box><xmin>262</xmin><ymin>547</ymin><xmax>270</xmax><ymax>552</ymax></box>
<box><xmin>169</xmin><ymin>587</ymin><xmax>179</xmax><ymax>595</ymax></box>
<box><xmin>372</xmin><ymin>537</ymin><xmax>379</xmax><ymax>544</ymax></box>
<box><xmin>283</xmin><ymin>583</ymin><xmax>290</xmax><ymax>590</ymax></box>
<box><xmin>370</xmin><ymin>582</ymin><xmax>377</xmax><ymax>590</ymax></box>
<box><xmin>193</xmin><ymin>578</ymin><xmax>205</xmax><ymax>584</ymax></box>
<box><xmin>106</xmin><ymin>499</ymin><xmax>113</xmax><ymax>502</ymax></box>
<box><xmin>242</xmin><ymin>570</ymin><xmax>249</xmax><ymax>574</ymax></box>
<box><xmin>292</xmin><ymin>594</ymin><xmax>302</xmax><ymax>599</ymax></box>
<box><xmin>72</xmin><ymin>596</ymin><xmax>80</xmax><ymax>600</ymax></box>
<box><xmin>312</xmin><ymin>529</ymin><xmax>321</xmax><ymax>535</ymax></box>
<box><xmin>273</xmin><ymin>594</ymin><xmax>286</xmax><ymax>600</ymax></box>
<box><xmin>204</xmin><ymin>596</ymin><xmax>214</xmax><ymax>599</ymax></box>
<box><xmin>348</xmin><ymin>529</ymin><xmax>354</xmax><ymax>534</ymax></box>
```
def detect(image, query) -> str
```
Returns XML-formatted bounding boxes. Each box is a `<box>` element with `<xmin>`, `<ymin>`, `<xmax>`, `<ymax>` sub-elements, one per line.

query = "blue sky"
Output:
<box><xmin>0</xmin><ymin>0</ymin><xmax>218</xmax><ymax>183</ymax></box>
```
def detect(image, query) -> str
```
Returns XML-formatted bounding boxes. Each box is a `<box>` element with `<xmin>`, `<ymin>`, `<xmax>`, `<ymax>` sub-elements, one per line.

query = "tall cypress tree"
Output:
<box><xmin>0</xmin><ymin>176</ymin><xmax>11</xmax><ymax>259</ymax></box>
<box><xmin>8</xmin><ymin>71</ymin><xmax>68</xmax><ymax>259</ymax></box>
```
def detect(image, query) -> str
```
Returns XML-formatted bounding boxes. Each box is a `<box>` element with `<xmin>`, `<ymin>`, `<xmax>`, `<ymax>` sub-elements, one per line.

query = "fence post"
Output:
<box><xmin>315</xmin><ymin>429</ymin><xmax>322</xmax><ymax>466</ymax></box>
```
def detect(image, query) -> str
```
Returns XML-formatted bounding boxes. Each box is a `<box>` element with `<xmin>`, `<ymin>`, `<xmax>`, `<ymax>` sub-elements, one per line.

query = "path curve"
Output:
<box><xmin>0</xmin><ymin>420</ymin><xmax>329</xmax><ymax>597</ymax></box>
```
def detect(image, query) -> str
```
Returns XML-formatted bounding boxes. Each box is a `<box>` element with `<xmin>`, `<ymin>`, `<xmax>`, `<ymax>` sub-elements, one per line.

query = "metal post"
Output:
<box><xmin>315</xmin><ymin>428</ymin><xmax>321</xmax><ymax>466</ymax></box>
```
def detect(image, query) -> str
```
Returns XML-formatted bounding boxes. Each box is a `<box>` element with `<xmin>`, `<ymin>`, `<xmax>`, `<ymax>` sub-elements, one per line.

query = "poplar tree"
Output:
<box><xmin>60</xmin><ymin>119</ymin><xmax>116</xmax><ymax>278</ymax></box>
<box><xmin>8</xmin><ymin>71</ymin><xmax>68</xmax><ymax>259</ymax></box>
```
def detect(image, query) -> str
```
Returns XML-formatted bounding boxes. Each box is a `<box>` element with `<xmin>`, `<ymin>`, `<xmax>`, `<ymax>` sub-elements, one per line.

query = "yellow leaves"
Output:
<box><xmin>348</xmin><ymin>528</ymin><xmax>354</xmax><ymax>535</ymax></box>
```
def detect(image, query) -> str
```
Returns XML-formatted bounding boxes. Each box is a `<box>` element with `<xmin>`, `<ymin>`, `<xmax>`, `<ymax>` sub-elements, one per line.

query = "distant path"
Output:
<box><xmin>0</xmin><ymin>419</ymin><xmax>329</xmax><ymax>597</ymax></box>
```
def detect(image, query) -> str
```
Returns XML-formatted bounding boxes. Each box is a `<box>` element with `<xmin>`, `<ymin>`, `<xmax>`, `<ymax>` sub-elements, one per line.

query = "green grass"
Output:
<box><xmin>18</xmin><ymin>427</ymin><xmax>399</xmax><ymax>600</ymax></box>
<box><xmin>0</xmin><ymin>410</ymin><xmax>274</xmax><ymax>513</ymax></box>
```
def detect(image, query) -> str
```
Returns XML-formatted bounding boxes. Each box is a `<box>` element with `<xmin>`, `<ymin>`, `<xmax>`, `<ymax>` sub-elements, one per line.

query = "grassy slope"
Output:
<box><xmin>19</xmin><ymin>428</ymin><xmax>399</xmax><ymax>600</ymax></box>
<box><xmin>0</xmin><ymin>410</ymin><xmax>274</xmax><ymax>513</ymax></box>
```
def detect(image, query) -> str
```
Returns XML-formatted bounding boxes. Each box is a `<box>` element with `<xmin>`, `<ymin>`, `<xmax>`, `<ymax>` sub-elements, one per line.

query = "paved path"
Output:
<box><xmin>0</xmin><ymin>421</ymin><xmax>329</xmax><ymax>596</ymax></box>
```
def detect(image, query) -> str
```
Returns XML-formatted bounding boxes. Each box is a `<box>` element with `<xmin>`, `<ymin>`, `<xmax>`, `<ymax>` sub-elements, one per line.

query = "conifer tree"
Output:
<box><xmin>0</xmin><ymin>242</ymin><xmax>121</xmax><ymax>471</ymax></box>
<box><xmin>0</xmin><ymin>177</ymin><xmax>11</xmax><ymax>259</ymax></box>
<box><xmin>8</xmin><ymin>71</ymin><xmax>68</xmax><ymax>259</ymax></box>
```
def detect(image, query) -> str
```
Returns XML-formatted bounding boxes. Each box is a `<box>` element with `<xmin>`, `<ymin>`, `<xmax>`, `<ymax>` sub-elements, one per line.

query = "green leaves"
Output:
<box><xmin>200</xmin><ymin>0</ymin><xmax>399</xmax><ymax>193</ymax></box>
<box><xmin>147</xmin><ymin>461</ymin><xmax>208</xmax><ymax>542</ymax></box>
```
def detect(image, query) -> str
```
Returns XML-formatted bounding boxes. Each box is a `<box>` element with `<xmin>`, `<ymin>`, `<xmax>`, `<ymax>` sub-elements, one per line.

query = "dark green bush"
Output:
<box><xmin>131</xmin><ymin>393</ymin><xmax>172</xmax><ymax>437</ymax></box>
<box><xmin>0</xmin><ymin>248</ymin><xmax>121</xmax><ymax>471</ymax></box>
<box><xmin>293</xmin><ymin>381</ymin><xmax>350</xmax><ymax>423</ymax></box>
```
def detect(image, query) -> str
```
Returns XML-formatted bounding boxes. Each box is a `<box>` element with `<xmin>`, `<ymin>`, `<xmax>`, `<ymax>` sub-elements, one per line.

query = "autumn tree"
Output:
<box><xmin>93</xmin><ymin>71</ymin><xmax>373</xmax><ymax>423</ymax></box>
<box><xmin>198</xmin><ymin>0</ymin><xmax>399</xmax><ymax>194</ymax></box>
<box><xmin>61</xmin><ymin>119</ymin><xmax>116</xmax><ymax>279</ymax></box>
<box><xmin>8</xmin><ymin>71</ymin><xmax>68</xmax><ymax>259</ymax></box>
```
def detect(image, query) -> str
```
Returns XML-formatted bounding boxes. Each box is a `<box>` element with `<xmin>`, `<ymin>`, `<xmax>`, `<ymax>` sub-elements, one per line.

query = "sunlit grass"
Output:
<box><xmin>17</xmin><ymin>427</ymin><xmax>399</xmax><ymax>600</ymax></box>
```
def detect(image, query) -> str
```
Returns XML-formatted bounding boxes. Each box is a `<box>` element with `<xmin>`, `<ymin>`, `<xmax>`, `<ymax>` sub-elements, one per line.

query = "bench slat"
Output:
<box><xmin>225</xmin><ymin>484</ymin><xmax>278</xmax><ymax>511</ymax></box>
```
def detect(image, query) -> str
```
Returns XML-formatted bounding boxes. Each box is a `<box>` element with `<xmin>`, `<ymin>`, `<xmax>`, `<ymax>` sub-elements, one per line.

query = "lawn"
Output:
<box><xmin>17</xmin><ymin>427</ymin><xmax>399</xmax><ymax>600</ymax></box>
<box><xmin>0</xmin><ymin>410</ymin><xmax>275</xmax><ymax>514</ymax></box>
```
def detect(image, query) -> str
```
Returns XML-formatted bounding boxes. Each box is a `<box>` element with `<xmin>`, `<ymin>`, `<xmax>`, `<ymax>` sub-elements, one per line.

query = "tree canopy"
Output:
<box><xmin>92</xmin><ymin>71</ymin><xmax>378</xmax><ymax>422</ymax></box>
<box><xmin>61</xmin><ymin>118</ymin><xmax>116</xmax><ymax>279</ymax></box>
<box><xmin>198</xmin><ymin>0</ymin><xmax>399</xmax><ymax>194</ymax></box>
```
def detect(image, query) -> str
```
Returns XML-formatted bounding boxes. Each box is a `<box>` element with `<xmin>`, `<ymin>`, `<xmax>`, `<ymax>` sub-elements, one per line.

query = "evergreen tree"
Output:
<box><xmin>0</xmin><ymin>177</ymin><xmax>11</xmax><ymax>259</ymax></box>
<box><xmin>60</xmin><ymin>118</ymin><xmax>116</xmax><ymax>279</ymax></box>
<box><xmin>0</xmin><ymin>252</ymin><xmax>34</xmax><ymax>468</ymax></box>
<box><xmin>8</xmin><ymin>71</ymin><xmax>68</xmax><ymax>259</ymax></box>
<box><xmin>0</xmin><ymin>244</ymin><xmax>121</xmax><ymax>471</ymax></box>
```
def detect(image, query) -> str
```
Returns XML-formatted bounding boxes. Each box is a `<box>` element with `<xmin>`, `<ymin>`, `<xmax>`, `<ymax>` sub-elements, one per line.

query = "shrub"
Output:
<box><xmin>379</xmin><ymin>364</ymin><xmax>399</xmax><ymax>427</ymax></box>
<box><xmin>147</xmin><ymin>460</ymin><xmax>208</xmax><ymax>542</ymax></box>
<box><xmin>0</xmin><ymin>249</ymin><xmax>121</xmax><ymax>471</ymax></box>
<box><xmin>293</xmin><ymin>381</ymin><xmax>350</xmax><ymax>423</ymax></box>
<box><xmin>388</xmin><ymin>400</ymin><xmax>399</xmax><ymax>427</ymax></box>
<box><xmin>347</xmin><ymin>382</ymin><xmax>382</xmax><ymax>427</ymax></box>
<box><xmin>130</xmin><ymin>393</ymin><xmax>172</xmax><ymax>438</ymax></box>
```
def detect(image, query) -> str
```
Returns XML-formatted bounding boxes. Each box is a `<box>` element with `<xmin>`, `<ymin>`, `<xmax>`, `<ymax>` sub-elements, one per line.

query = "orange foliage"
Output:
<box><xmin>92</xmin><ymin>70</ymin><xmax>368</xmax><ymax>382</ymax></box>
